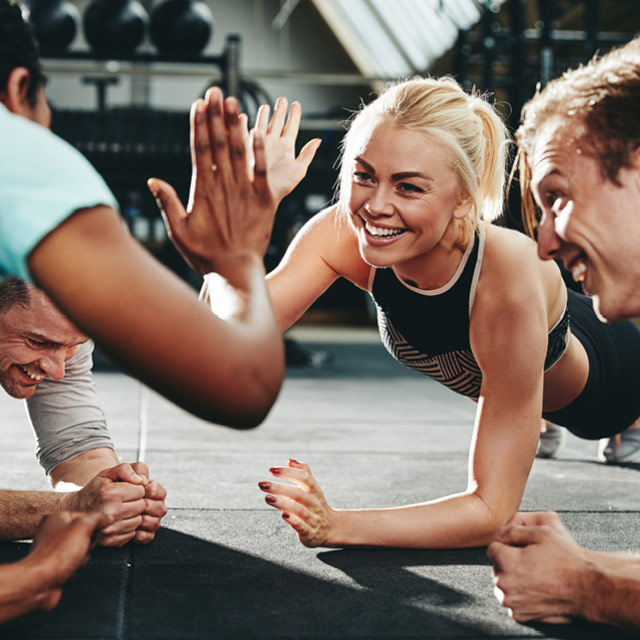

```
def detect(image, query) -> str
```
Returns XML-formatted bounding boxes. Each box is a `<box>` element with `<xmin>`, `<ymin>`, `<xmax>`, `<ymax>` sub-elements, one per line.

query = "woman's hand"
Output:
<box><xmin>148</xmin><ymin>87</ymin><xmax>275</xmax><ymax>275</ymax></box>
<box><xmin>253</xmin><ymin>98</ymin><xmax>321</xmax><ymax>203</ymax></box>
<box><xmin>259</xmin><ymin>459</ymin><xmax>336</xmax><ymax>547</ymax></box>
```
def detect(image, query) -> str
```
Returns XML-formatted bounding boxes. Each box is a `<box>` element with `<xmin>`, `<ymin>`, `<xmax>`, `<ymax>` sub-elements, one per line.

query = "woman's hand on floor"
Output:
<box><xmin>259</xmin><ymin>459</ymin><xmax>335</xmax><ymax>547</ymax></box>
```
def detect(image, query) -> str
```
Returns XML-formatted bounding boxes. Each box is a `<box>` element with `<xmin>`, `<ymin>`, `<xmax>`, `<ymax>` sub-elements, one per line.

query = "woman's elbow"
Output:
<box><xmin>470</xmin><ymin>492</ymin><xmax>519</xmax><ymax>544</ymax></box>
<box><xmin>199</xmin><ymin>348</ymin><xmax>285</xmax><ymax>429</ymax></box>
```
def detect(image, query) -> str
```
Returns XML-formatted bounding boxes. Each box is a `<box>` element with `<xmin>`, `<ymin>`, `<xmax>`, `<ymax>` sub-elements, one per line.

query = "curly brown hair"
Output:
<box><xmin>516</xmin><ymin>38</ymin><xmax>640</xmax><ymax>236</ymax></box>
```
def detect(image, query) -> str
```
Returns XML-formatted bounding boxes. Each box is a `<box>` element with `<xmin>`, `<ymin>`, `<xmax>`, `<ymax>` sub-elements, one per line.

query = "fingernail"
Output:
<box><xmin>289</xmin><ymin>459</ymin><xmax>300</xmax><ymax>465</ymax></box>
<box><xmin>226</xmin><ymin>98</ymin><xmax>239</xmax><ymax>115</ymax></box>
<box><xmin>269</xmin><ymin>467</ymin><xmax>280</xmax><ymax>475</ymax></box>
<box><xmin>132</xmin><ymin>474</ymin><xmax>143</xmax><ymax>482</ymax></box>
<box><xmin>265</xmin><ymin>495</ymin><xmax>277</xmax><ymax>504</ymax></box>
<box><xmin>282</xmin><ymin>512</ymin><xmax>290</xmax><ymax>520</ymax></box>
<box><xmin>258</xmin><ymin>482</ymin><xmax>271</xmax><ymax>491</ymax></box>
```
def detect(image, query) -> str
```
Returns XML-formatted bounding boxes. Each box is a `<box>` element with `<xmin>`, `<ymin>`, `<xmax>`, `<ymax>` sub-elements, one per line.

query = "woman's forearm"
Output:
<box><xmin>328</xmin><ymin>491</ymin><xmax>503</xmax><ymax>549</ymax></box>
<box><xmin>30</xmin><ymin>209</ymin><xmax>284</xmax><ymax>429</ymax></box>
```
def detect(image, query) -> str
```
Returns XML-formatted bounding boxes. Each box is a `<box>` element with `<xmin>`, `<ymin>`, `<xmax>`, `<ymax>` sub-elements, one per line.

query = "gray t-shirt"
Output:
<box><xmin>25</xmin><ymin>340</ymin><xmax>114</xmax><ymax>475</ymax></box>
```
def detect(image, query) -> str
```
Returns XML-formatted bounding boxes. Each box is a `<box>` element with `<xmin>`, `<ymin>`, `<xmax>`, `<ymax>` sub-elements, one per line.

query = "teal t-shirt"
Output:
<box><xmin>0</xmin><ymin>104</ymin><xmax>118</xmax><ymax>281</ymax></box>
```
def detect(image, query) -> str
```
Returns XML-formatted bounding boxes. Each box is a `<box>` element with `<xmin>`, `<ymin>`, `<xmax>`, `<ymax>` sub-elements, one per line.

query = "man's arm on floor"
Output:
<box><xmin>25</xmin><ymin>341</ymin><xmax>167</xmax><ymax>543</ymax></box>
<box><xmin>26</xmin><ymin>340</ymin><xmax>115</xmax><ymax>486</ymax></box>
<box><xmin>489</xmin><ymin>511</ymin><xmax>640</xmax><ymax>631</ymax></box>
<box><xmin>0</xmin><ymin>463</ymin><xmax>149</xmax><ymax>544</ymax></box>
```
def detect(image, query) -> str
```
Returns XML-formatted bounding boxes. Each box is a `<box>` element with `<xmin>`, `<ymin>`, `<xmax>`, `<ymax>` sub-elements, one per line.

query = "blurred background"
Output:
<box><xmin>22</xmin><ymin>0</ymin><xmax>640</xmax><ymax>329</ymax></box>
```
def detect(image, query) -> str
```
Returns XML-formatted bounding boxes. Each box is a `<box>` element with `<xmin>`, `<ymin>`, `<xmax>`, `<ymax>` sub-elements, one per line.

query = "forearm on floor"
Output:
<box><xmin>329</xmin><ymin>492</ymin><xmax>503</xmax><ymax>549</ymax></box>
<box><xmin>0</xmin><ymin>491</ymin><xmax>64</xmax><ymax>541</ymax></box>
<box><xmin>49</xmin><ymin>447</ymin><xmax>119</xmax><ymax>490</ymax></box>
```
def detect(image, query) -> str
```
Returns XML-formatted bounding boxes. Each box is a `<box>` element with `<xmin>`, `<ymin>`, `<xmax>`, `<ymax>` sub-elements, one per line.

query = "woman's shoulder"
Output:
<box><xmin>474</xmin><ymin>224</ymin><xmax>563</xmax><ymax>322</ymax></box>
<box><xmin>483</xmin><ymin>225</ymin><xmax>540</xmax><ymax>267</ymax></box>
<box><xmin>295</xmin><ymin>204</ymin><xmax>370</xmax><ymax>288</ymax></box>
<box><xmin>476</xmin><ymin>225</ymin><xmax>556</xmax><ymax>310</ymax></box>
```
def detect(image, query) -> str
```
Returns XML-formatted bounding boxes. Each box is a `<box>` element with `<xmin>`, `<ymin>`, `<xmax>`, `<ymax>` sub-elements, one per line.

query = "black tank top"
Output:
<box><xmin>369</xmin><ymin>229</ymin><xmax>570</xmax><ymax>399</ymax></box>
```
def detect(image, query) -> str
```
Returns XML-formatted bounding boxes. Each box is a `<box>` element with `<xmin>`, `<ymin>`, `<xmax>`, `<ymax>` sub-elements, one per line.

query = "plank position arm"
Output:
<box><xmin>262</xmin><ymin>211</ymin><xmax>547</xmax><ymax>548</ymax></box>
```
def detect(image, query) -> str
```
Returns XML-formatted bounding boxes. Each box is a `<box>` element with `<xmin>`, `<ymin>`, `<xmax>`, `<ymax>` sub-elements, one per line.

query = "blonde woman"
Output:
<box><xmin>170</xmin><ymin>76</ymin><xmax>640</xmax><ymax>549</ymax></box>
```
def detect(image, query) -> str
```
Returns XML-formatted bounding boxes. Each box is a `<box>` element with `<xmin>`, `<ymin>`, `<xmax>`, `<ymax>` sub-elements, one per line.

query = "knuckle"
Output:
<box><xmin>230</xmin><ymin>145</ymin><xmax>245</xmax><ymax>158</ymax></box>
<box><xmin>212</xmin><ymin>138</ymin><xmax>227</xmax><ymax>152</ymax></box>
<box><xmin>195</xmin><ymin>141</ymin><xmax>212</xmax><ymax>155</ymax></box>
<box><xmin>135</xmin><ymin>531</ymin><xmax>155</xmax><ymax>545</ymax></box>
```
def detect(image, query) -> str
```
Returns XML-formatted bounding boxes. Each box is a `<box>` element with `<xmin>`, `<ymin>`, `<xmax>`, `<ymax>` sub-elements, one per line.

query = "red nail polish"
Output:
<box><xmin>258</xmin><ymin>482</ymin><xmax>271</xmax><ymax>490</ymax></box>
<box><xmin>265</xmin><ymin>495</ymin><xmax>277</xmax><ymax>504</ymax></box>
<box><xmin>289</xmin><ymin>459</ymin><xmax>300</xmax><ymax>465</ymax></box>
<box><xmin>282</xmin><ymin>512</ymin><xmax>290</xmax><ymax>520</ymax></box>
<box><xmin>269</xmin><ymin>468</ymin><xmax>280</xmax><ymax>475</ymax></box>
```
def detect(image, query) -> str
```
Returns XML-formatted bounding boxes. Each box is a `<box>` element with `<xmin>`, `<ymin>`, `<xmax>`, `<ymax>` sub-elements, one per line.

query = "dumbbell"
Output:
<box><xmin>150</xmin><ymin>0</ymin><xmax>213</xmax><ymax>55</ymax></box>
<box><xmin>26</xmin><ymin>0</ymin><xmax>79</xmax><ymax>52</ymax></box>
<box><xmin>83</xmin><ymin>0</ymin><xmax>148</xmax><ymax>54</ymax></box>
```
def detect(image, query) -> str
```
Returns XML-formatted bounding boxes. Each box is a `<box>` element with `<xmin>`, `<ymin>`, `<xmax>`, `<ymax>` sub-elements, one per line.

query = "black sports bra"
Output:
<box><xmin>369</xmin><ymin>229</ymin><xmax>570</xmax><ymax>399</ymax></box>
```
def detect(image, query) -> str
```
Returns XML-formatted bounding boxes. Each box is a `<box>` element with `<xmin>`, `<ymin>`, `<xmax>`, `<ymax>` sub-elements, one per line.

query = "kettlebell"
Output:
<box><xmin>150</xmin><ymin>0</ymin><xmax>213</xmax><ymax>56</ymax></box>
<box><xmin>83</xmin><ymin>0</ymin><xmax>148</xmax><ymax>54</ymax></box>
<box><xmin>26</xmin><ymin>0</ymin><xmax>79</xmax><ymax>52</ymax></box>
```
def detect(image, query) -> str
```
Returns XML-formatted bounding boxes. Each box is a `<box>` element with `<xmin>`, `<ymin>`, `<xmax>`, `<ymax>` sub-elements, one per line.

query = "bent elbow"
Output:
<box><xmin>197</xmin><ymin>351</ymin><xmax>285</xmax><ymax>429</ymax></box>
<box><xmin>469</xmin><ymin>491</ymin><xmax>519</xmax><ymax>545</ymax></box>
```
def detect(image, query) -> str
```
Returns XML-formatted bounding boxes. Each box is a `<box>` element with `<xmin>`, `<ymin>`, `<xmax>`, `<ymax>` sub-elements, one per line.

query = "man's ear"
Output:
<box><xmin>0</xmin><ymin>67</ymin><xmax>33</xmax><ymax>117</ymax></box>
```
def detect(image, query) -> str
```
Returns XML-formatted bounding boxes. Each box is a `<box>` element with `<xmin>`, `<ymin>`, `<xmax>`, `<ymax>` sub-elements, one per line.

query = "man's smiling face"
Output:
<box><xmin>0</xmin><ymin>288</ymin><xmax>87</xmax><ymax>398</ymax></box>
<box><xmin>531</xmin><ymin>118</ymin><xmax>640</xmax><ymax>322</ymax></box>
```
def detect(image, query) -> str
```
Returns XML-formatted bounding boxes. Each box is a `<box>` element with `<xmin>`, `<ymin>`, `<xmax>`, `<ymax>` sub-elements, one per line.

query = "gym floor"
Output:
<box><xmin>0</xmin><ymin>326</ymin><xmax>638</xmax><ymax>639</ymax></box>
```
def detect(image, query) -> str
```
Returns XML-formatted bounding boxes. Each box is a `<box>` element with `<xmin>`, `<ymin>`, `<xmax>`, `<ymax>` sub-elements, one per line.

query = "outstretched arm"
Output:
<box><xmin>196</xmin><ymin>95</ymin><xmax>321</xmax><ymax>312</ymax></box>
<box><xmin>259</xmin><ymin>252</ymin><xmax>547</xmax><ymax>548</ymax></box>
<box><xmin>489</xmin><ymin>511</ymin><xmax>640</xmax><ymax>631</ymax></box>
<box><xmin>28</xmin><ymin>89</ymin><xmax>283</xmax><ymax>428</ymax></box>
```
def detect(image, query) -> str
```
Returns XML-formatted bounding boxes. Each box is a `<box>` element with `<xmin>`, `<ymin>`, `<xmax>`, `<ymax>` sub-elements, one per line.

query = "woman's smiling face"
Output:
<box><xmin>347</xmin><ymin>120</ymin><xmax>471</xmax><ymax>272</ymax></box>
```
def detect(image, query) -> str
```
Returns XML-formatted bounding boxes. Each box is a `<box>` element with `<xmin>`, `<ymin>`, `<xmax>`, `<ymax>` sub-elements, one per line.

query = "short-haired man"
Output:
<box><xmin>0</xmin><ymin>276</ymin><xmax>168</xmax><ymax>622</ymax></box>
<box><xmin>0</xmin><ymin>276</ymin><xmax>167</xmax><ymax>546</ymax></box>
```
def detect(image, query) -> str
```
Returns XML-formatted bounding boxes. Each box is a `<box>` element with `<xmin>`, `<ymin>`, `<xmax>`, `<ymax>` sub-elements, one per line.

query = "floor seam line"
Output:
<box><xmin>115</xmin><ymin>546</ymin><xmax>132</xmax><ymax>640</ymax></box>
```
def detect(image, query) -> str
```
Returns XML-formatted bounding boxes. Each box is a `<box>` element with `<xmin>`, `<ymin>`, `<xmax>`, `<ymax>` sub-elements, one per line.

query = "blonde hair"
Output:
<box><xmin>517</xmin><ymin>37</ymin><xmax>640</xmax><ymax>236</ymax></box>
<box><xmin>337</xmin><ymin>76</ymin><xmax>509</xmax><ymax>245</ymax></box>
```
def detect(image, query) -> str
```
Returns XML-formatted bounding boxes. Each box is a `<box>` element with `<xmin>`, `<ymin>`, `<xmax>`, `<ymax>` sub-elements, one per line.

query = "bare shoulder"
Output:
<box><xmin>473</xmin><ymin>225</ymin><xmax>553</xmax><ymax>331</ymax></box>
<box><xmin>293</xmin><ymin>204</ymin><xmax>370</xmax><ymax>289</ymax></box>
<box><xmin>481</xmin><ymin>225</ymin><xmax>560</xmax><ymax>294</ymax></box>
<box><xmin>483</xmin><ymin>225</ymin><xmax>540</xmax><ymax>274</ymax></box>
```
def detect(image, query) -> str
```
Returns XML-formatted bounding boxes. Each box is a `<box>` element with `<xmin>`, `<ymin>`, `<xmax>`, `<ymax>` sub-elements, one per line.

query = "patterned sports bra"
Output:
<box><xmin>368</xmin><ymin>228</ymin><xmax>570</xmax><ymax>400</ymax></box>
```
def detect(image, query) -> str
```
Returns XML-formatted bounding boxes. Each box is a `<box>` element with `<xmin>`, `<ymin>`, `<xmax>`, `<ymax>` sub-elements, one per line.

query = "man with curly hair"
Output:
<box><xmin>489</xmin><ymin>38</ymin><xmax>640</xmax><ymax>632</ymax></box>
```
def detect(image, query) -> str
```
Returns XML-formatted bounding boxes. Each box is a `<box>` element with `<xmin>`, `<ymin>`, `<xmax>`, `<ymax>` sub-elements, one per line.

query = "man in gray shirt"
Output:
<box><xmin>0</xmin><ymin>276</ymin><xmax>167</xmax><ymax>546</ymax></box>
